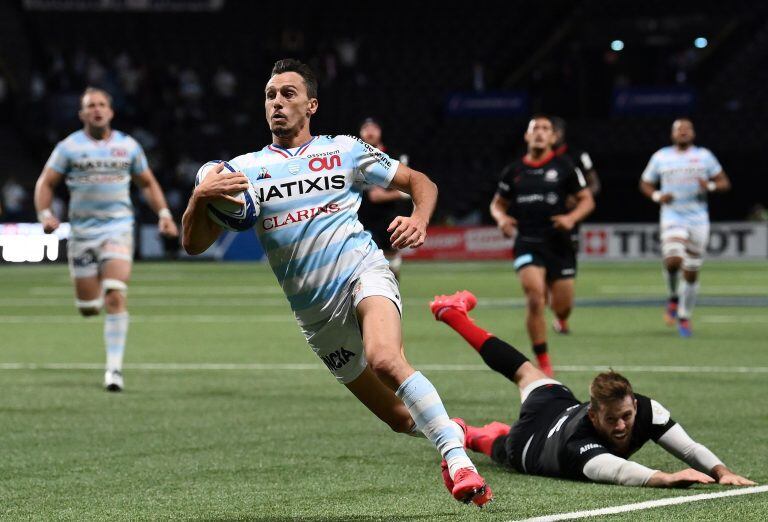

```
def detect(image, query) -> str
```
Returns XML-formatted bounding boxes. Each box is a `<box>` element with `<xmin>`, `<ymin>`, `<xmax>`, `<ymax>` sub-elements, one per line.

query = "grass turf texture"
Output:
<box><xmin>1</xmin><ymin>260</ymin><xmax>766</xmax><ymax>521</ymax></box>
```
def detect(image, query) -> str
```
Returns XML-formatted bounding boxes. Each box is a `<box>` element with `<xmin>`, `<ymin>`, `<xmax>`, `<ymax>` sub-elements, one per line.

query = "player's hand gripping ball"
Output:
<box><xmin>194</xmin><ymin>161</ymin><xmax>260</xmax><ymax>231</ymax></box>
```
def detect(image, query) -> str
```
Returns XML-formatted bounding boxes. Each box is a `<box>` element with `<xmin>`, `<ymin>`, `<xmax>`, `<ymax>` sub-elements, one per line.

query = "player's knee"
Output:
<box><xmin>525</xmin><ymin>292</ymin><xmax>546</xmax><ymax>313</ymax></box>
<box><xmin>76</xmin><ymin>297</ymin><xmax>103</xmax><ymax>316</ymax></box>
<box><xmin>390</xmin><ymin>416</ymin><xmax>416</xmax><ymax>434</ymax></box>
<box><xmin>369</xmin><ymin>355</ymin><xmax>404</xmax><ymax>382</ymax></box>
<box><xmin>102</xmin><ymin>279</ymin><xmax>128</xmax><ymax>312</ymax></box>
<box><xmin>683</xmin><ymin>270</ymin><xmax>699</xmax><ymax>283</ymax></box>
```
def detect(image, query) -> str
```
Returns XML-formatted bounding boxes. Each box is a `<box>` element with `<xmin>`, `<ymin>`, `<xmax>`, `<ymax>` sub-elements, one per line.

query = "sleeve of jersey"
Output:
<box><xmin>496</xmin><ymin>165</ymin><xmax>514</xmax><ymax>199</ymax></box>
<box><xmin>566</xmin><ymin>165</ymin><xmax>588</xmax><ymax>194</ymax></box>
<box><xmin>45</xmin><ymin>142</ymin><xmax>69</xmax><ymax>174</ymax></box>
<box><xmin>346</xmin><ymin>136</ymin><xmax>399</xmax><ymax>188</ymax></box>
<box><xmin>641</xmin><ymin>154</ymin><xmax>660</xmax><ymax>184</ymax></box>
<box><xmin>656</xmin><ymin>423</ymin><xmax>724</xmax><ymax>474</ymax></box>
<box><xmin>704</xmin><ymin>150</ymin><xmax>723</xmax><ymax>178</ymax></box>
<box><xmin>131</xmin><ymin>144</ymin><xmax>150</xmax><ymax>176</ymax></box>
<box><xmin>582</xmin><ymin>453</ymin><xmax>658</xmax><ymax>486</ymax></box>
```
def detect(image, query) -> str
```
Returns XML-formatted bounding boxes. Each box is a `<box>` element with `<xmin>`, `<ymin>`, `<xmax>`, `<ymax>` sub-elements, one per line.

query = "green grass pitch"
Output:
<box><xmin>1</xmin><ymin>260</ymin><xmax>767</xmax><ymax>520</ymax></box>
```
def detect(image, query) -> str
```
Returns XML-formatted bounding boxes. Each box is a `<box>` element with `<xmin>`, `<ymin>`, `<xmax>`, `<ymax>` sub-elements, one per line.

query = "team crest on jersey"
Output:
<box><xmin>288</xmin><ymin>162</ymin><xmax>301</xmax><ymax>174</ymax></box>
<box><xmin>545</xmin><ymin>169</ymin><xmax>559</xmax><ymax>181</ymax></box>
<box><xmin>111</xmin><ymin>148</ymin><xmax>128</xmax><ymax>157</ymax></box>
<box><xmin>257</xmin><ymin>167</ymin><xmax>271</xmax><ymax>180</ymax></box>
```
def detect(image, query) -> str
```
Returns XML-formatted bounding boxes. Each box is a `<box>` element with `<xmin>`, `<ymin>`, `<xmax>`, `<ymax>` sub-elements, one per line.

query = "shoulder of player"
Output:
<box><xmin>693</xmin><ymin>145</ymin><xmax>716</xmax><ymax>158</ymax></box>
<box><xmin>634</xmin><ymin>393</ymin><xmax>672</xmax><ymax>425</ymax></box>
<box><xmin>501</xmin><ymin>158</ymin><xmax>523</xmax><ymax>174</ymax></box>
<box><xmin>60</xmin><ymin>130</ymin><xmax>87</xmax><ymax>147</ymax></box>
<box><xmin>227</xmin><ymin>151</ymin><xmax>266</xmax><ymax>171</ymax></box>
<box><xmin>332</xmin><ymin>134</ymin><xmax>369</xmax><ymax>152</ymax></box>
<box><xmin>112</xmin><ymin>131</ymin><xmax>143</xmax><ymax>150</ymax></box>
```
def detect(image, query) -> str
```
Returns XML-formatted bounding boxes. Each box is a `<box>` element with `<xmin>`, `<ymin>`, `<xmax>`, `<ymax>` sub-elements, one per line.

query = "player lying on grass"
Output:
<box><xmin>429</xmin><ymin>291</ymin><xmax>756</xmax><ymax>488</ymax></box>
<box><xmin>182</xmin><ymin>59</ymin><xmax>490</xmax><ymax>506</ymax></box>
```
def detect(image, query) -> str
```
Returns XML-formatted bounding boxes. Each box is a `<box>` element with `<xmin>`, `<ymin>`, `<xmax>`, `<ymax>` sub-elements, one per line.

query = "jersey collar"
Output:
<box><xmin>267</xmin><ymin>136</ymin><xmax>316</xmax><ymax>158</ymax></box>
<box><xmin>523</xmin><ymin>150</ymin><xmax>555</xmax><ymax>168</ymax></box>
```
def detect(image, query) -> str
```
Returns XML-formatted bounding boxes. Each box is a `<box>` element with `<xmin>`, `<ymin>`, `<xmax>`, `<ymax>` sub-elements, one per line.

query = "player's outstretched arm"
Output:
<box><xmin>583</xmin><ymin>453</ymin><xmax>714</xmax><ymax>488</ymax></box>
<box><xmin>181</xmin><ymin>163</ymin><xmax>249</xmax><ymax>255</ymax></box>
<box><xmin>134</xmin><ymin>169</ymin><xmax>179</xmax><ymax>238</ymax></box>
<box><xmin>34</xmin><ymin>167</ymin><xmax>63</xmax><ymax>233</ymax></box>
<box><xmin>646</xmin><ymin>468</ymin><xmax>716</xmax><ymax>488</ymax></box>
<box><xmin>656</xmin><ymin>423</ymin><xmax>756</xmax><ymax>486</ymax></box>
<box><xmin>386</xmin><ymin>164</ymin><xmax>436</xmax><ymax>249</ymax></box>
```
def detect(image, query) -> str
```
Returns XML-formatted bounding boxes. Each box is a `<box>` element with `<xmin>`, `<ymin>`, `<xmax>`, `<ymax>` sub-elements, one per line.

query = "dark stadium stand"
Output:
<box><xmin>1</xmin><ymin>0</ymin><xmax>767</xmax><ymax>225</ymax></box>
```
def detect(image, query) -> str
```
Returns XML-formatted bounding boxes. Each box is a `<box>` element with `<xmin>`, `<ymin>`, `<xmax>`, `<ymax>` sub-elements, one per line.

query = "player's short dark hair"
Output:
<box><xmin>590</xmin><ymin>371</ymin><xmax>634</xmax><ymax>411</ymax></box>
<box><xmin>672</xmin><ymin>117</ymin><xmax>694</xmax><ymax>127</ymax></box>
<box><xmin>529</xmin><ymin>113</ymin><xmax>553</xmax><ymax>127</ymax></box>
<box><xmin>80</xmin><ymin>87</ymin><xmax>113</xmax><ymax>109</ymax></box>
<box><xmin>550</xmin><ymin>116</ymin><xmax>566</xmax><ymax>133</ymax></box>
<box><xmin>360</xmin><ymin>117</ymin><xmax>381</xmax><ymax>130</ymax></box>
<box><xmin>271</xmin><ymin>58</ymin><xmax>318</xmax><ymax>99</ymax></box>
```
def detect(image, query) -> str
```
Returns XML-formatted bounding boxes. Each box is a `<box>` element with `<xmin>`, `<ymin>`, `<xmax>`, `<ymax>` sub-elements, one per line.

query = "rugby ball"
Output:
<box><xmin>194</xmin><ymin>160</ymin><xmax>260</xmax><ymax>231</ymax></box>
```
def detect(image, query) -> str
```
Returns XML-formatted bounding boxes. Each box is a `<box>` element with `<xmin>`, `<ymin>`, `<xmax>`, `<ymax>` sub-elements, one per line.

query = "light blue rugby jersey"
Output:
<box><xmin>228</xmin><ymin>135</ymin><xmax>399</xmax><ymax>324</ymax></box>
<box><xmin>45</xmin><ymin>130</ymin><xmax>148</xmax><ymax>239</ymax></box>
<box><xmin>641</xmin><ymin>145</ymin><xmax>722</xmax><ymax>226</ymax></box>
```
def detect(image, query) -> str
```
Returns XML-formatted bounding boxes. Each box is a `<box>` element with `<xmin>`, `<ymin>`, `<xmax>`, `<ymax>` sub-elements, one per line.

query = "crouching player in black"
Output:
<box><xmin>429</xmin><ymin>290</ymin><xmax>756</xmax><ymax>488</ymax></box>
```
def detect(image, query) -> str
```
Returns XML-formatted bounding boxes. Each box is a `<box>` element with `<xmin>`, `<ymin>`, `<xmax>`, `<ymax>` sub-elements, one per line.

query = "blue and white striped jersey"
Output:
<box><xmin>45</xmin><ymin>130</ymin><xmax>148</xmax><ymax>239</ymax></box>
<box><xmin>641</xmin><ymin>145</ymin><xmax>722</xmax><ymax>226</ymax></box>
<box><xmin>228</xmin><ymin>135</ymin><xmax>399</xmax><ymax>324</ymax></box>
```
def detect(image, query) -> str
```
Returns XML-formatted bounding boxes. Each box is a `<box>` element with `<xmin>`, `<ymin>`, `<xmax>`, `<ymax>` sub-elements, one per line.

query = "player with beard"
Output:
<box><xmin>640</xmin><ymin>119</ymin><xmax>731</xmax><ymax>337</ymax></box>
<box><xmin>550</xmin><ymin>117</ymin><xmax>600</xmax><ymax>334</ymax></box>
<box><xmin>182</xmin><ymin>59</ymin><xmax>491</xmax><ymax>506</ymax></box>
<box><xmin>428</xmin><ymin>290</ymin><xmax>756</xmax><ymax>488</ymax></box>
<box><xmin>356</xmin><ymin>117</ymin><xmax>411</xmax><ymax>280</ymax></box>
<box><xmin>490</xmin><ymin>116</ymin><xmax>594</xmax><ymax>376</ymax></box>
<box><xmin>34</xmin><ymin>87</ymin><xmax>178</xmax><ymax>392</ymax></box>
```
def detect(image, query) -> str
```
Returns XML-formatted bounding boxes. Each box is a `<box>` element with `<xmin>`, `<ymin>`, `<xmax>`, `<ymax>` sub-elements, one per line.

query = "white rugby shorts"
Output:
<box><xmin>67</xmin><ymin>231</ymin><xmax>134</xmax><ymax>279</ymax></box>
<box><xmin>298</xmin><ymin>264</ymin><xmax>402</xmax><ymax>384</ymax></box>
<box><xmin>660</xmin><ymin>222</ymin><xmax>709</xmax><ymax>271</ymax></box>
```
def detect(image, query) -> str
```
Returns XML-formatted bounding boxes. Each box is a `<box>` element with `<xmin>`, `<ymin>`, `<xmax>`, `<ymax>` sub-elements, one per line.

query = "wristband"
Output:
<box><xmin>158</xmin><ymin>208</ymin><xmax>172</xmax><ymax>219</ymax></box>
<box><xmin>37</xmin><ymin>208</ymin><xmax>53</xmax><ymax>222</ymax></box>
<box><xmin>706</xmin><ymin>181</ymin><xmax>717</xmax><ymax>192</ymax></box>
<box><xmin>651</xmin><ymin>191</ymin><xmax>662</xmax><ymax>203</ymax></box>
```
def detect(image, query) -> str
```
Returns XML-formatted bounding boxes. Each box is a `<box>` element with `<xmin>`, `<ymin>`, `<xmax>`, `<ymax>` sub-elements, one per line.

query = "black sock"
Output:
<box><xmin>491</xmin><ymin>434</ymin><xmax>512</xmax><ymax>467</ymax></box>
<box><xmin>532</xmin><ymin>342</ymin><xmax>548</xmax><ymax>356</ymax></box>
<box><xmin>478</xmin><ymin>337</ymin><xmax>530</xmax><ymax>383</ymax></box>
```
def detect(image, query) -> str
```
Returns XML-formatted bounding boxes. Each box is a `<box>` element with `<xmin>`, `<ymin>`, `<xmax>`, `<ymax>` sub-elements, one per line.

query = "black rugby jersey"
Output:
<box><xmin>555</xmin><ymin>144</ymin><xmax>594</xmax><ymax>179</ymax></box>
<box><xmin>496</xmin><ymin>151</ymin><xmax>586</xmax><ymax>242</ymax></box>
<box><xmin>522</xmin><ymin>393</ymin><xmax>676</xmax><ymax>481</ymax></box>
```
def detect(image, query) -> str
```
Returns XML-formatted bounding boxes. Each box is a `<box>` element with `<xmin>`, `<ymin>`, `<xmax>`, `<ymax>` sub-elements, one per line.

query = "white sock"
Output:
<box><xmin>105</xmin><ymin>312</ymin><xmax>129</xmax><ymax>371</ymax></box>
<box><xmin>678</xmin><ymin>281</ymin><xmax>699</xmax><ymax>319</ymax></box>
<box><xmin>396</xmin><ymin>371</ymin><xmax>475</xmax><ymax>479</ymax></box>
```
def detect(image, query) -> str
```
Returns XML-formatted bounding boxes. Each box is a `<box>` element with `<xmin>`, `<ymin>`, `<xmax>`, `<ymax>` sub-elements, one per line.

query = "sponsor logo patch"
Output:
<box><xmin>580</xmin><ymin>443</ymin><xmax>603</xmax><ymax>454</ymax></box>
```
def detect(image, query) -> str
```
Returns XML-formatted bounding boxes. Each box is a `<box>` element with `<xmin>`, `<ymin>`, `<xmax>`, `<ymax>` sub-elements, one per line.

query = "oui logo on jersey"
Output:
<box><xmin>308</xmin><ymin>154</ymin><xmax>341</xmax><ymax>172</ymax></box>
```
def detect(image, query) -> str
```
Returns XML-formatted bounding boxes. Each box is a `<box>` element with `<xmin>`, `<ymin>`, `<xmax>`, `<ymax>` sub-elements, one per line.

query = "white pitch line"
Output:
<box><xmin>701</xmin><ymin>315</ymin><xmax>768</xmax><ymax>324</ymax></box>
<box><xmin>27</xmin><ymin>285</ymin><xmax>284</xmax><ymax>296</ymax></box>
<box><xmin>1</xmin><ymin>363</ymin><xmax>767</xmax><ymax>373</ymax></box>
<box><xmin>0</xmin><ymin>315</ymin><xmax>295</xmax><ymax>324</ymax></box>
<box><xmin>512</xmin><ymin>485</ymin><xmax>768</xmax><ymax>522</ymax></box>
<box><xmin>599</xmin><ymin>285</ymin><xmax>768</xmax><ymax>295</ymax></box>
